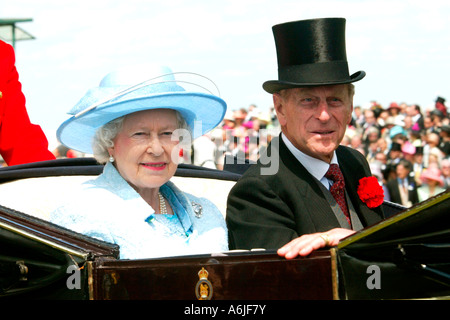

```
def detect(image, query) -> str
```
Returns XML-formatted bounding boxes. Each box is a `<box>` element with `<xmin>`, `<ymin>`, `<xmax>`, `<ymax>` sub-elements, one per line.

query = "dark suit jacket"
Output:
<box><xmin>386</xmin><ymin>177</ymin><xmax>419</xmax><ymax>206</ymax></box>
<box><xmin>226</xmin><ymin>136</ymin><xmax>384</xmax><ymax>250</ymax></box>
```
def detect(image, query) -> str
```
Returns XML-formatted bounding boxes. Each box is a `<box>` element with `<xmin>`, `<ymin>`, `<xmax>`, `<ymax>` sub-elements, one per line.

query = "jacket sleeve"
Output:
<box><xmin>226</xmin><ymin>173</ymin><xmax>298</xmax><ymax>250</ymax></box>
<box><xmin>0</xmin><ymin>41</ymin><xmax>55</xmax><ymax>165</ymax></box>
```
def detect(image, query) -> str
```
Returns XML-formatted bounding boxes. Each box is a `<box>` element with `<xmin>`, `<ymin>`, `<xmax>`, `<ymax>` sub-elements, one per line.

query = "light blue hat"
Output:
<box><xmin>57</xmin><ymin>66</ymin><xmax>227</xmax><ymax>154</ymax></box>
<box><xmin>389</xmin><ymin>125</ymin><xmax>407</xmax><ymax>139</ymax></box>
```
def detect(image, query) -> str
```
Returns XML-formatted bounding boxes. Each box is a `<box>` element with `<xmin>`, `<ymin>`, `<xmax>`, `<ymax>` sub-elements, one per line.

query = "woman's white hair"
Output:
<box><xmin>92</xmin><ymin>110</ymin><xmax>190</xmax><ymax>164</ymax></box>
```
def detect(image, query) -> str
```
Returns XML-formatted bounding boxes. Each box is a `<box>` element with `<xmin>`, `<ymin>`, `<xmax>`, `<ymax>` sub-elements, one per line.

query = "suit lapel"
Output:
<box><xmin>277</xmin><ymin>138</ymin><xmax>343</xmax><ymax>231</ymax></box>
<box><xmin>337</xmin><ymin>146</ymin><xmax>384</xmax><ymax>226</ymax></box>
<box><xmin>274</xmin><ymin>138</ymin><xmax>383</xmax><ymax>231</ymax></box>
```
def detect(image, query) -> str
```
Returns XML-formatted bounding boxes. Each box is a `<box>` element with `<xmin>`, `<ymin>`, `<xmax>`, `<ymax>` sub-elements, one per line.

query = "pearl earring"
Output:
<box><xmin>109</xmin><ymin>155</ymin><xmax>115</xmax><ymax>163</ymax></box>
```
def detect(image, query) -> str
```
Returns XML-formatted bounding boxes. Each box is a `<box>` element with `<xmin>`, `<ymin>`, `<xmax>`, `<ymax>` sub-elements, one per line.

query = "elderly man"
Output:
<box><xmin>226</xmin><ymin>18</ymin><xmax>384</xmax><ymax>259</ymax></box>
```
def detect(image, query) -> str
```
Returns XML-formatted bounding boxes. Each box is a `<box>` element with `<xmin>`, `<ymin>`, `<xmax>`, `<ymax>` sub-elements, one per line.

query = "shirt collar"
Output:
<box><xmin>100</xmin><ymin>162</ymin><xmax>144</xmax><ymax>200</ymax></box>
<box><xmin>99</xmin><ymin>163</ymin><xmax>193</xmax><ymax>234</ymax></box>
<box><xmin>160</xmin><ymin>182</ymin><xmax>194</xmax><ymax>235</ymax></box>
<box><xmin>281</xmin><ymin>133</ymin><xmax>338</xmax><ymax>186</ymax></box>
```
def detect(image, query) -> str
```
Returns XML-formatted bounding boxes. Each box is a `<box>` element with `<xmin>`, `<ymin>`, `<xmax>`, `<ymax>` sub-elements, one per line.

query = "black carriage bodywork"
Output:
<box><xmin>0</xmin><ymin>159</ymin><xmax>449</xmax><ymax>300</ymax></box>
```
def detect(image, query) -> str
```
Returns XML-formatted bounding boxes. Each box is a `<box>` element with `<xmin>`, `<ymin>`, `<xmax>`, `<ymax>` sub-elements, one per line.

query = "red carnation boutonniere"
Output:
<box><xmin>357</xmin><ymin>176</ymin><xmax>384</xmax><ymax>208</ymax></box>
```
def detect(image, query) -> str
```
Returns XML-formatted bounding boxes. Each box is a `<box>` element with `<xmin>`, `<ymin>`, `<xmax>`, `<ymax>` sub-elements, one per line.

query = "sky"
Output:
<box><xmin>2</xmin><ymin>0</ymin><xmax>450</xmax><ymax>149</ymax></box>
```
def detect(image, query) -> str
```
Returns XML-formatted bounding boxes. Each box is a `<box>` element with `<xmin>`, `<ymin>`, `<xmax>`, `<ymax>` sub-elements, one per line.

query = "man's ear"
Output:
<box><xmin>273</xmin><ymin>93</ymin><xmax>287</xmax><ymax>126</ymax></box>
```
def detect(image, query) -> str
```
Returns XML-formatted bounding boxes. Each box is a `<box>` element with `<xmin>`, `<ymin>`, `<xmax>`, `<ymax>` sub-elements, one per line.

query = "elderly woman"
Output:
<box><xmin>51</xmin><ymin>66</ymin><xmax>228</xmax><ymax>259</ymax></box>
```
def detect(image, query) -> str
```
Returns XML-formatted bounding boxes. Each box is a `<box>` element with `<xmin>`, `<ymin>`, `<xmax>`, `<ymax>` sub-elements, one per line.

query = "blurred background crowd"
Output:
<box><xmin>51</xmin><ymin>96</ymin><xmax>450</xmax><ymax>208</ymax></box>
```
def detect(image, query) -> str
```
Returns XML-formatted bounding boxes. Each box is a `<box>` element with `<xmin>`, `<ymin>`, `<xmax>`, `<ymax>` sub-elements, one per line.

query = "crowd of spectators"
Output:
<box><xmin>189</xmin><ymin>97</ymin><xmax>450</xmax><ymax>207</ymax></box>
<box><xmin>191</xmin><ymin>104</ymin><xmax>280</xmax><ymax>169</ymax></box>
<box><xmin>343</xmin><ymin>97</ymin><xmax>449</xmax><ymax>207</ymax></box>
<box><xmin>53</xmin><ymin>97</ymin><xmax>449</xmax><ymax>208</ymax></box>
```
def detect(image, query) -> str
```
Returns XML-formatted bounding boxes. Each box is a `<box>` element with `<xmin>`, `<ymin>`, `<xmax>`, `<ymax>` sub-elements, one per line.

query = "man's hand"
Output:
<box><xmin>277</xmin><ymin>228</ymin><xmax>356</xmax><ymax>259</ymax></box>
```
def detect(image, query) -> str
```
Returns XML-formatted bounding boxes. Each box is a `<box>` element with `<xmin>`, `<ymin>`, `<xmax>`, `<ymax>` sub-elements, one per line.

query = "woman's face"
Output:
<box><xmin>108</xmin><ymin>109</ymin><xmax>181</xmax><ymax>194</ymax></box>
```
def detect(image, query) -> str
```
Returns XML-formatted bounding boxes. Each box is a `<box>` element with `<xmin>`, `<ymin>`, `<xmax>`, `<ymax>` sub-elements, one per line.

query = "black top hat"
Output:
<box><xmin>390</xmin><ymin>142</ymin><xmax>402</xmax><ymax>152</ymax></box>
<box><xmin>415</xmin><ymin>146</ymin><xmax>424</xmax><ymax>155</ymax></box>
<box><xmin>263</xmin><ymin>18</ymin><xmax>365</xmax><ymax>94</ymax></box>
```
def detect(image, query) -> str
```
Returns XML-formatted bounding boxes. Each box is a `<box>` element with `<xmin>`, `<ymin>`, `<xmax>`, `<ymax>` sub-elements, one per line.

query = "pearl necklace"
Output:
<box><xmin>158</xmin><ymin>192</ymin><xmax>168</xmax><ymax>215</ymax></box>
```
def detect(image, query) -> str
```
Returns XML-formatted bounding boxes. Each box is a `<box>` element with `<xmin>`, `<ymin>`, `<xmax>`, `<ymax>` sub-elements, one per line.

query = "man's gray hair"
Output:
<box><xmin>92</xmin><ymin>110</ymin><xmax>190</xmax><ymax>164</ymax></box>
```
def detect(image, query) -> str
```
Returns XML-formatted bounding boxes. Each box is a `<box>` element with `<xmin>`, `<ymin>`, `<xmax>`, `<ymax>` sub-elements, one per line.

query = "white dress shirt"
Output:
<box><xmin>281</xmin><ymin>133</ymin><xmax>339</xmax><ymax>190</ymax></box>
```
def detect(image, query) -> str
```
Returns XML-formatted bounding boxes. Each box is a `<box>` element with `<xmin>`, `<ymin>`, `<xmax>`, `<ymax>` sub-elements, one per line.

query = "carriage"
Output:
<box><xmin>0</xmin><ymin>158</ymin><xmax>448</xmax><ymax>300</ymax></box>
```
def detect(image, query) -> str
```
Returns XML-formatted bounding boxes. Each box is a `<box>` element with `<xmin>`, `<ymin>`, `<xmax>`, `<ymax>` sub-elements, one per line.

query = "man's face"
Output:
<box><xmin>396</xmin><ymin>164</ymin><xmax>409</xmax><ymax>179</ymax></box>
<box><xmin>274</xmin><ymin>84</ymin><xmax>353</xmax><ymax>163</ymax></box>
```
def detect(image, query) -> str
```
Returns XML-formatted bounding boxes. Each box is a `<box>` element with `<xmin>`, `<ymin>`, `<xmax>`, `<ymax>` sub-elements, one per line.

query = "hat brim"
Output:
<box><xmin>57</xmin><ymin>92</ymin><xmax>226</xmax><ymax>154</ymax></box>
<box><xmin>262</xmin><ymin>71</ymin><xmax>365</xmax><ymax>94</ymax></box>
<box><xmin>421</xmin><ymin>174</ymin><xmax>444</xmax><ymax>186</ymax></box>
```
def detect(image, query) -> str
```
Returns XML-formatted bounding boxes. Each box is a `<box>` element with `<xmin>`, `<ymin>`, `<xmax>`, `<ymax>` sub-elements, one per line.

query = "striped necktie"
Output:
<box><xmin>325</xmin><ymin>164</ymin><xmax>351</xmax><ymax>226</ymax></box>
